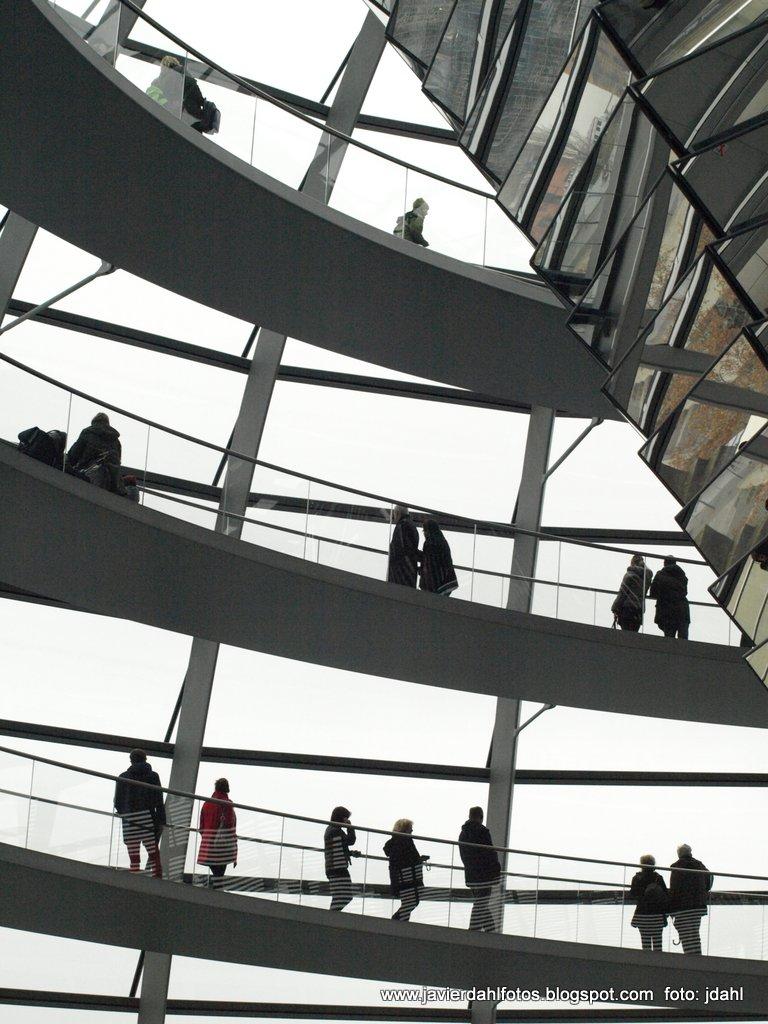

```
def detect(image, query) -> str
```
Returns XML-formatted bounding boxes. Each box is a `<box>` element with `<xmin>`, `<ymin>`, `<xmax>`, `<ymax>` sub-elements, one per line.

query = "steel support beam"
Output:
<box><xmin>0</xmin><ymin>214</ymin><xmax>38</xmax><ymax>322</ymax></box>
<box><xmin>475</xmin><ymin>407</ymin><xmax>554</xmax><ymax>1024</ymax></box>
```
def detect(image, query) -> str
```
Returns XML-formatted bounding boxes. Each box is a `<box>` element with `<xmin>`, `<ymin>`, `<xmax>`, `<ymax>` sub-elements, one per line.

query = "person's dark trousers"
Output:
<box><xmin>392</xmin><ymin>887</ymin><xmax>420</xmax><ymax>922</ymax></box>
<box><xmin>638</xmin><ymin>917</ymin><xmax>664</xmax><ymax>951</ymax></box>
<box><xmin>663</xmin><ymin>627</ymin><xmax>689</xmax><ymax>639</ymax></box>
<box><xmin>469</xmin><ymin>884</ymin><xmax>497</xmax><ymax>931</ymax></box>
<box><xmin>328</xmin><ymin>871</ymin><xmax>353</xmax><ymax>911</ymax></box>
<box><xmin>674</xmin><ymin>910</ymin><xmax>704</xmax><ymax>953</ymax></box>
<box><xmin>207</xmin><ymin>863</ymin><xmax>227</xmax><ymax>889</ymax></box>
<box><xmin>619</xmin><ymin>620</ymin><xmax>641</xmax><ymax>632</ymax></box>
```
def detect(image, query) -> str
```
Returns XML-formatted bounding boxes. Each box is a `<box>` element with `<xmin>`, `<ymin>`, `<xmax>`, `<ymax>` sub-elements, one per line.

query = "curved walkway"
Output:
<box><xmin>2</xmin><ymin>843</ymin><xmax>767</xmax><ymax>1009</ymax></box>
<box><xmin>0</xmin><ymin>0</ymin><xmax>616</xmax><ymax>419</ymax></box>
<box><xmin>0</xmin><ymin>445</ymin><xmax>762</xmax><ymax>728</ymax></box>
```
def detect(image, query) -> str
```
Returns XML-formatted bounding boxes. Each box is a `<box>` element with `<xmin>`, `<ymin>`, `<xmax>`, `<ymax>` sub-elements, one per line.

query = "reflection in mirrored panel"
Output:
<box><xmin>498</xmin><ymin>20</ymin><xmax>631</xmax><ymax>242</ymax></box>
<box><xmin>569</xmin><ymin>172</ymin><xmax>715</xmax><ymax>368</ymax></box>
<box><xmin>599</xmin><ymin>0</ymin><xmax>768</xmax><ymax>75</ymax></box>
<box><xmin>639</xmin><ymin>21</ymin><xmax>768</xmax><ymax>151</ymax></box>
<box><xmin>460</xmin><ymin>0</ymin><xmax>598</xmax><ymax>185</ymax></box>
<box><xmin>423</xmin><ymin>0</ymin><xmax>485</xmax><ymax>125</ymax></box>
<box><xmin>532</xmin><ymin>95</ymin><xmax>670</xmax><ymax>304</ymax></box>
<box><xmin>678</xmin><ymin>426</ymin><xmax>768</xmax><ymax>575</ymax></box>
<box><xmin>386</xmin><ymin>0</ymin><xmax>456</xmax><ymax>74</ymax></box>
<box><xmin>640</xmin><ymin>326</ymin><xmax>768</xmax><ymax>505</ymax></box>
<box><xmin>603</xmin><ymin>252</ymin><xmax>756</xmax><ymax>435</ymax></box>
<box><xmin>712</xmin><ymin>546</ymin><xmax>768</xmax><ymax>646</ymax></box>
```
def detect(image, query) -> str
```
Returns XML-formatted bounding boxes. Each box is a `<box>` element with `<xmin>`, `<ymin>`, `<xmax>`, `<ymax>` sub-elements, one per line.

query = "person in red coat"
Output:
<box><xmin>197</xmin><ymin>778</ymin><xmax>238</xmax><ymax>889</ymax></box>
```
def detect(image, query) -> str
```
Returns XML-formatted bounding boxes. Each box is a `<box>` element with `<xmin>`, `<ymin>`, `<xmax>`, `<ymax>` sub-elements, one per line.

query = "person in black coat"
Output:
<box><xmin>383</xmin><ymin>818</ymin><xmax>429</xmax><ymax>922</ymax></box>
<box><xmin>387</xmin><ymin>506</ymin><xmax>420</xmax><ymax>587</ymax></box>
<box><xmin>629</xmin><ymin>854</ymin><xmax>668</xmax><ymax>951</ymax></box>
<box><xmin>113</xmin><ymin>749</ymin><xmax>165</xmax><ymax>878</ymax></box>
<box><xmin>611</xmin><ymin>554</ymin><xmax>652</xmax><ymax>631</ymax></box>
<box><xmin>66</xmin><ymin>412</ymin><xmax>122</xmax><ymax>491</ymax></box>
<box><xmin>17</xmin><ymin>426</ymin><xmax>66</xmax><ymax>469</ymax></box>
<box><xmin>649</xmin><ymin>557</ymin><xmax>690</xmax><ymax>639</ymax></box>
<box><xmin>458</xmin><ymin>806</ymin><xmax>502</xmax><ymax>932</ymax></box>
<box><xmin>669</xmin><ymin>844</ymin><xmax>713</xmax><ymax>954</ymax></box>
<box><xmin>323</xmin><ymin>806</ymin><xmax>361</xmax><ymax>912</ymax></box>
<box><xmin>419</xmin><ymin>519</ymin><xmax>459</xmax><ymax>596</ymax></box>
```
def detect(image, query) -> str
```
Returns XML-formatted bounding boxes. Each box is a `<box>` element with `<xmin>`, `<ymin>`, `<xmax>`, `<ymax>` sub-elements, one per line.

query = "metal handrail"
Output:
<box><xmin>0</xmin><ymin>743</ymin><xmax>755</xmax><ymax>881</ymax></box>
<box><xmin>0</xmin><ymin>348</ymin><xmax>709</xmax><ymax>566</ymax></box>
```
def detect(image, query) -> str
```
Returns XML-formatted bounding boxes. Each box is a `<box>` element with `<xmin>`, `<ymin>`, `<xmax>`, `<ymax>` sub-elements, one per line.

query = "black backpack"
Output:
<box><xmin>200</xmin><ymin>99</ymin><xmax>220</xmax><ymax>135</ymax></box>
<box><xmin>644</xmin><ymin>881</ymin><xmax>669</xmax><ymax>913</ymax></box>
<box><xmin>18</xmin><ymin>426</ymin><xmax>59</xmax><ymax>467</ymax></box>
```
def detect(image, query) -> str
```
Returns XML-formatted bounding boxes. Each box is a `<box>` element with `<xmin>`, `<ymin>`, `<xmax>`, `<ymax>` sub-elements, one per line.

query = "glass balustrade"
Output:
<box><xmin>1</xmin><ymin>743</ymin><xmax>766</xmax><ymax>959</ymax></box>
<box><xmin>47</xmin><ymin>0</ymin><xmax>519</xmax><ymax>274</ymax></box>
<box><xmin>0</xmin><ymin>351</ymin><xmax>734</xmax><ymax>643</ymax></box>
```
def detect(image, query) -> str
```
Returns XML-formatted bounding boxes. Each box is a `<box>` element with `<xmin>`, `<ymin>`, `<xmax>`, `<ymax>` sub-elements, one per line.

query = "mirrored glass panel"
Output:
<box><xmin>423</xmin><ymin>0</ymin><xmax>485</xmax><ymax>124</ymax></box>
<box><xmin>499</xmin><ymin>22</ymin><xmax>632</xmax><ymax>242</ymax></box>
<box><xmin>678</xmin><ymin>426</ymin><xmax>768</xmax><ymax>574</ymax></box>
<box><xmin>712</xmin><ymin>545</ymin><xmax>768</xmax><ymax>646</ymax></box>
<box><xmin>640</xmin><ymin>326</ymin><xmax>768</xmax><ymax>505</ymax></box>
<box><xmin>461</xmin><ymin>0</ymin><xmax>599</xmax><ymax>184</ymax></box>
<box><xmin>533</xmin><ymin>96</ymin><xmax>670</xmax><ymax>304</ymax></box>
<box><xmin>387</xmin><ymin>0</ymin><xmax>456</xmax><ymax>72</ymax></box>
<box><xmin>746</xmin><ymin>633</ymin><xmax>768</xmax><ymax>684</ymax></box>
<box><xmin>603</xmin><ymin>252</ymin><xmax>755</xmax><ymax>435</ymax></box>
<box><xmin>569</xmin><ymin>172</ymin><xmax>715</xmax><ymax>368</ymax></box>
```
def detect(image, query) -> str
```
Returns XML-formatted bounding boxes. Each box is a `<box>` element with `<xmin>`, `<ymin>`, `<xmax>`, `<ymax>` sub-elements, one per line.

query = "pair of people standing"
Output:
<box><xmin>387</xmin><ymin>506</ymin><xmax>458</xmax><ymax>596</ymax></box>
<box><xmin>612</xmin><ymin>555</ymin><xmax>690</xmax><ymax>638</ymax></box>
<box><xmin>630</xmin><ymin>845</ymin><xmax>712</xmax><ymax>954</ymax></box>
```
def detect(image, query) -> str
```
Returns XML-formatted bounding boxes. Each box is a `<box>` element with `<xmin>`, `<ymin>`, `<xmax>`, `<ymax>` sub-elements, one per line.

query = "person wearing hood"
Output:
<box><xmin>419</xmin><ymin>519</ymin><xmax>459</xmax><ymax>596</ymax></box>
<box><xmin>387</xmin><ymin>506</ymin><xmax>420</xmax><ymax>588</ymax></box>
<box><xmin>393</xmin><ymin>198</ymin><xmax>430</xmax><ymax>247</ymax></box>
<box><xmin>197</xmin><ymin>778</ymin><xmax>238</xmax><ymax>889</ymax></box>
<box><xmin>669</xmin><ymin>844</ymin><xmax>713</xmax><ymax>954</ymax></box>
<box><xmin>629</xmin><ymin>854</ymin><xmax>668</xmax><ymax>951</ymax></box>
<box><xmin>383</xmin><ymin>818</ymin><xmax>429</xmax><ymax>922</ymax></box>
<box><xmin>17</xmin><ymin>426</ymin><xmax>67</xmax><ymax>469</ymax></box>
<box><xmin>324</xmin><ymin>806</ymin><xmax>361</xmax><ymax>911</ymax></box>
<box><xmin>649</xmin><ymin>556</ymin><xmax>690</xmax><ymax>639</ymax></box>
<box><xmin>113</xmin><ymin>749</ymin><xmax>165</xmax><ymax>878</ymax></box>
<box><xmin>458</xmin><ymin>806</ymin><xmax>502</xmax><ymax>932</ymax></box>
<box><xmin>611</xmin><ymin>554</ymin><xmax>652</xmax><ymax>631</ymax></box>
<box><xmin>66</xmin><ymin>412</ymin><xmax>122</xmax><ymax>491</ymax></box>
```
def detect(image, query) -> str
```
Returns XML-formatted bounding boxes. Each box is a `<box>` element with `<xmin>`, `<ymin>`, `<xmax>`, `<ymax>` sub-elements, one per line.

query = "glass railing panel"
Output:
<box><xmin>603</xmin><ymin>254</ymin><xmax>756</xmax><ymax>436</ymax></box>
<box><xmin>536</xmin><ymin>857</ymin><xmax>626</xmax><ymax>949</ymax></box>
<box><xmin>305</xmin><ymin>482</ymin><xmax>391</xmax><ymax>580</ymax></box>
<box><xmin>0</xmin><ymin>358</ymin><xmax>71</xmax><ymax>470</ymax></box>
<box><xmin>181</xmin><ymin>61</ymin><xmax>257</xmax><ymax>165</ymax></box>
<box><xmin>329</xmin><ymin>142</ymin><xmax>410</xmax><ymax>238</ymax></box>
<box><xmin>27</xmin><ymin>759</ymin><xmax>115</xmax><ymax>867</ymax></box>
<box><xmin>678</xmin><ymin>426</ymin><xmax>768</xmax><ymax>576</ymax></box>
<box><xmin>0</xmin><ymin>748</ymin><xmax>35</xmax><ymax>849</ymax></box>
<box><xmin>503</xmin><ymin>852</ymin><xmax>541</xmax><ymax>938</ymax></box>
<box><xmin>500</xmin><ymin>24</ymin><xmax>632</xmax><ymax>242</ymax></box>
<box><xmin>640</xmin><ymin>328</ymin><xmax>768</xmax><ymax>506</ymax></box>
<box><xmin>533</xmin><ymin>97</ymin><xmax>670</xmax><ymax>305</ymax></box>
<box><xmin>569</xmin><ymin>173</ymin><xmax>715</xmax><ymax>369</ymax></box>
<box><xmin>50</xmin><ymin>0</ymin><xmax>120</xmax><ymax>62</ymax></box>
<box><xmin>639</xmin><ymin>22</ymin><xmax>768</xmax><ymax>151</ymax></box>
<box><xmin>250</xmin><ymin>99</ymin><xmax>325</xmax><ymax>192</ymax></box>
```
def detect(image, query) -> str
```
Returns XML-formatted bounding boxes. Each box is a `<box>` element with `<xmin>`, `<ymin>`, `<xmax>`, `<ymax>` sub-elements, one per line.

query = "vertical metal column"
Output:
<box><xmin>138</xmin><ymin>15</ymin><xmax>387</xmax><ymax>1023</ymax></box>
<box><xmin>472</xmin><ymin>407</ymin><xmax>554</xmax><ymax>1024</ymax></box>
<box><xmin>0</xmin><ymin>214</ymin><xmax>38</xmax><ymax>323</ymax></box>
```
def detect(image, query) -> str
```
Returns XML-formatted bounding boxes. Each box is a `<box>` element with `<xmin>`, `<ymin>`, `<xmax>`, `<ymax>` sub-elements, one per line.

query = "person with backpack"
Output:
<box><xmin>419</xmin><ymin>519</ymin><xmax>459</xmax><ymax>596</ymax></box>
<box><xmin>17</xmin><ymin>426</ymin><xmax>66</xmax><ymax>469</ymax></box>
<box><xmin>383</xmin><ymin>818</ymin><xmax>429</xmax><ymax>922</ymax></box>
<box><xmin>113</xmin><ymin>749</ymin><xmax>165</xmax><ymax>878</ymax></box>
<box><xmin>629</xmin><ymin>854</ymin><xmax>668</xmax><ymax>951</ymax></box>
<box><xmin>458</xmin><ymin>806</ymin><xmax>502</xmax><ymax>932</ymax></box>
<box><xmin>197</xmin><ymin>778</ymin><xmax>237</xmax><ymax>889</ymax></box>
<box><xmin>649</xmin><ymin>556</ymin><xmax>690</xmax><ymax>638</ymax></box>
<box><xmin>611</xmin><ymin>554</ymin><xmax>652</xmax><ymax>631</ymax></box>
<box><xmin>669</xmin><ymin>844</ymin><xmax>713</xmax><ymax>954</ymax></box>
<box><xmin>147</xmin><ymin>55</ymin><xmax>220</xmax><ymax>134</ymax></box>
<box><xmin>323</xmin><ymin>806</ymin><xmax>361</xmax><ymax>912</ymax></box>
<box><xmin>393</xmin><ymin>198</ymin><xmax>430</xmax><ymax>247</ymax></box>
<box><xmin>65</xmin><ymin>412</ymin><xmax>122</xmax><ymax>491</ymax></box>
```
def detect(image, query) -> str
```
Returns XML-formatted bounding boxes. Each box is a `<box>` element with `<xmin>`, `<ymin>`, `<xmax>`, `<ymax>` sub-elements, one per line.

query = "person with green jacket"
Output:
<box><xmin>393</xmin><ymin>198</ymin><xmax>430</xmax><ymax>247</ymax></box>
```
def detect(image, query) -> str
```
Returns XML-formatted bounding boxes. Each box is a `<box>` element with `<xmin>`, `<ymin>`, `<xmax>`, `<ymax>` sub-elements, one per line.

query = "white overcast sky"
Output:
<box><xmin>2</xmin><ymin>0</ymin><xmax>768</xmax><ymax>1016</ymax></box>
